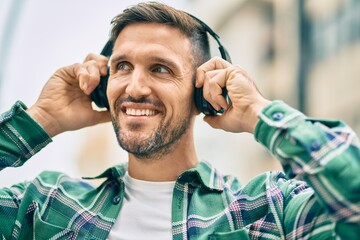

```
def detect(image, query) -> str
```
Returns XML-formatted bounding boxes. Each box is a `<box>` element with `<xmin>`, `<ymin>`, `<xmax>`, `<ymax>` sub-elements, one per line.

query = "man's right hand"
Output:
<box><xmin>26</xmin><ymin>54</ymin><xmax>111</xmax><ymax>137</ymax></box>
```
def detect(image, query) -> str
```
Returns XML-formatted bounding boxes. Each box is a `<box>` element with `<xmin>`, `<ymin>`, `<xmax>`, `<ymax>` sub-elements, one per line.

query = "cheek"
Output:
<box><xmin>106</xmin><ymin>78</ymin><xmax>127</xmax><ymax>107</ymax></box>
<box><xmin>166</xmin><ymin>86</ymin><xmax>194</xmax><ymax>112</ymax></box>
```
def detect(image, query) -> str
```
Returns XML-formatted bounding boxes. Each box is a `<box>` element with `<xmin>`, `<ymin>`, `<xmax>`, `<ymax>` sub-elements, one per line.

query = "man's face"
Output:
<box><xmin>107</xmin><ymin>23</ymin><xmax>196</xmax><ymax>159</ymax></box>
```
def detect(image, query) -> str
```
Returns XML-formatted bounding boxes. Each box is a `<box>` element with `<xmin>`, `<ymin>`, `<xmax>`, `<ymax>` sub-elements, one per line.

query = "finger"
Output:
<box><xmin>203</xmin><ymin>115</ymin><xmax>222</xmax><ymax>129</ymax></box>
<box><xmin>55</xmin><ymin>63</ymin><xmax>80</xmax><ymax>85</ymax></box>
<box><xmin>203</xmin><ymin>71</ymin><xmax>223</xmax><ymax>110</ymax></box>
<box><xmin>202</xmin><ymin>70</ymin><xmax>222</xmax><ymax>111</ymax></box>
<box><xmin>75</xmin><ymin>62</ymin><xmax>100</xmax><ymax>95</ymax></box>
<box><xmin>201</xmin><ymin>74</ymin><xmax>219</xmax><ymax>110</ymax></box>
<box><xmin>206</xmin><ymin>69</ymin><xmax>222</xmax><ymax>79</ymax></box>
<box><xmin>84</xmin><ymin>53</ymin><xmax>109</xmax><ymax>76</ymax></box>
<box><xmin>85</xmin><ymin>62</ymin><xmax>101</xmax><ymax>94</ymax></box>
<box><xmin>206</xmin><ymin>69</ymin><xmax>230</xmax><ymax>110</ymax></box>
<box><xmin>196</xmin><ymin>57</ymin><xmax>232</xmax><ymax>88</ymax></box>
<box><xmin>91</xmin><ymin>110</ymin><xmax>112</xmax><ymax>125</ymax></box>
<box><xmin>75</xmin><ymin>65</ymin><xmax>90</xmax><ymax>92</ymax></box>
<box><xmin>201</xmin><ymin>69</ymin><xmax>227</xmax><ymax>111</ymax></box>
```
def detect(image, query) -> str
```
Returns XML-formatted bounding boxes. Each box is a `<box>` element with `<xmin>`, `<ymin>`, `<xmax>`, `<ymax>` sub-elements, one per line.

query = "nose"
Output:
<box><xmin>125</xmin><ymin>69</ymin><xmax>151</xmax><ymax>98</ymax></box>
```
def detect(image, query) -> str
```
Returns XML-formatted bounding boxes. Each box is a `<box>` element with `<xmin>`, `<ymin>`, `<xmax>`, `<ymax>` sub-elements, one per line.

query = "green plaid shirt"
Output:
<box><xmin>0</xmin><ymin>101</ymin><xmax>359</xmax><ymax>239</ymax></box>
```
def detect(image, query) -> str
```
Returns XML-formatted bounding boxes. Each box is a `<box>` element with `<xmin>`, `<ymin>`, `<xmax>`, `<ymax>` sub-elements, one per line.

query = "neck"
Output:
<box><xmin>127</xmin><ymin>131</ymin><xmax>198</xmax><ymax>182</ymax></box>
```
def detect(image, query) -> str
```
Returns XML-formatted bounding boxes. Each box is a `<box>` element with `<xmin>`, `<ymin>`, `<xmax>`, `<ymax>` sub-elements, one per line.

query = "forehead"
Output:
<box><xmin>113</xmin><ymin>23</ymin><xmax>193</xmax><ymax>60</ymax></box>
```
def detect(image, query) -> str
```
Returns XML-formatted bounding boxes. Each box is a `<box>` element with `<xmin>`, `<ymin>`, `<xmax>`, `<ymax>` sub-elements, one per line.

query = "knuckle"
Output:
<box><xmin>227</xmin><ymin>66</ymin><xmax>243</xmax><ymax>79</ymax></box>
<box><xmin>208</xmin><ymin>79</ymin><xmax>217</xmax><ymax>87</ymax></box>
<box><xmin>99</xmin><ymin>55</ymin><xmax>108</xmax><ymax>61</ymax></box>
<box><xmin>99</xmin><ymin>57</ymin><xmax>108</xmax><ymax>66</ymax></box>
<box><xmin>88</xmin><ymin>59</ymin><xmax>97</xmax><ymax>65</ymax></box>
<box><xmin>203</xmin><ymin>90</ymin><xmax>210</xmax><ymax>99</ymax></box>
<box><xmin>84</xmin><ymin>53</ymin><xmax>95</xmax><ymax>61</ymax></box>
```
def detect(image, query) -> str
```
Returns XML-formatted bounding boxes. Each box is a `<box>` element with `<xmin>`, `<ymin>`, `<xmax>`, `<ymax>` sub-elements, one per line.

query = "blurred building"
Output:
<box><xmin>300</xmin><ymin>0</ymin><xmax>360</xmax><ymax>134</ymax></box>
<box><xmin>0</xmin><ymin>0</ymin><xmax>359</xmax><ymax>187</ymax></box>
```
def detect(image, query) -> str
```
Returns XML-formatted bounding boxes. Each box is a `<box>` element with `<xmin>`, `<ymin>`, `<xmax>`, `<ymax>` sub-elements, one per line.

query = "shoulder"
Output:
<box><xmin>224</xmin><ymin>170</ymin><xmax>312</xmax><ymax>201</ymax></box>
<box><xmin>24</xmin><ymin>170</ymin><xmax>96</xmax><ymax>199</ymax></box>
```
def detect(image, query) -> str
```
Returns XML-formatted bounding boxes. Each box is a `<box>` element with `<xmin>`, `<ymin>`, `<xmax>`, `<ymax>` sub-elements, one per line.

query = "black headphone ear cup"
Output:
<box><xmin>194</xmin><ymin>87</ymin><xmax>219</xmax><ymax>115</ymax></box>
<box><xmin>90</xmin><ymin>40</ymin><xmax>113</xmax><ymax>110</ymax></box>
<box><xmin>90</xmin><ymin>69</ymin><xmax>110</xmax><ymax>109</ymax></box>
<box><xmin>194</xmin><ymin>87</ymin><xmax>204</xmax><ymax>114</ymax></box>
<box><xmin>194</xmin><ymin>86</ymin><xmax>229</xmax><ymax>115</ymax></box>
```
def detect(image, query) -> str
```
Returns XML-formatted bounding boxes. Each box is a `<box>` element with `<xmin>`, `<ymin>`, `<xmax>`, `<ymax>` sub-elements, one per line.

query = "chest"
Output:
<box><xmin>172</xmin><ymin>183</ymin><xmax>283</xmax><ymax>240</ymax></box>
<box><xmin>11</xmin><ymin>180</ymin><xmax>122</xmax><ymax>240</ymax></box>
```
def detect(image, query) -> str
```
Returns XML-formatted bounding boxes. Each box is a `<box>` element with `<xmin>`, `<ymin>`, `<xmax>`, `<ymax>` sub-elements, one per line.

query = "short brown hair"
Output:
<box><xmin>110</xmin><ymin>2</ymin><xmax>210</xmax><ymax>68</ymax></box>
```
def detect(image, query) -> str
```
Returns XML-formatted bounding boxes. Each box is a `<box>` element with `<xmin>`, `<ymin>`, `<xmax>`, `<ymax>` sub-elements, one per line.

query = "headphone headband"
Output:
<box><xmin>186</xmin><ymin>13</ymin><xmax>231</xmax><ymax>63</ymax></box>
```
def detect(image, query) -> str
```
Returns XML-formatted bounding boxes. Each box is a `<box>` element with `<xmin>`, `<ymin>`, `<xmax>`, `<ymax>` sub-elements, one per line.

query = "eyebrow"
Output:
<box><xmin>148</xmin><ymin>56</ymin><xmax>180</xmax><ymax>70</ymax></box>
<box><xmin>110</xmin><ymin>54</ymin><xmax>126</xmax><ymax>65</ymax></box>
<box><xmin>110</xmin><ymin>54</ymin><xmax>180</xmax><ymax>71</ymax></box>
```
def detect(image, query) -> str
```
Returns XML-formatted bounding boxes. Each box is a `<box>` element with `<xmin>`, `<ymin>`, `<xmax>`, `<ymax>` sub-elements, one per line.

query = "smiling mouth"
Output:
<box><xmin>125</xmin><ymin>108</ymin><xmax>157</xmax><ymax>116</ymax></box>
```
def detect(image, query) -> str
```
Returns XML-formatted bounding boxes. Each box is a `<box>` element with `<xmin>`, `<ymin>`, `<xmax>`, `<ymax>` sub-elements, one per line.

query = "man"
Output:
<box><xmin>0</xmin><ymin>2</ymin><xmax>359</xmax><ymax>239</ymax></box>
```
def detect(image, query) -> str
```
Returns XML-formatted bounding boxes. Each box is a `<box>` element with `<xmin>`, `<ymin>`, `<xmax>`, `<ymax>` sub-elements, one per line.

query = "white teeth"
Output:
<box><xmin>126</xmin><ymin>108</ymin><xmax>156</xmax><ymax>116</ymax></box>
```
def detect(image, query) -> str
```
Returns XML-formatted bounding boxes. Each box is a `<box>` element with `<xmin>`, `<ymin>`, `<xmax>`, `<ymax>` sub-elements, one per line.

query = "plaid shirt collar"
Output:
<box><xmin>84</xmin><ymin>161</ymin><xmax>225</xmax><ymax>192</ymax></box>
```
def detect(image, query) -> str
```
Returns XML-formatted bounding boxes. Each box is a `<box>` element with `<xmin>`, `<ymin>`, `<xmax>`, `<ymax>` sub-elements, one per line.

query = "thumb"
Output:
<box><xmin>203</xmin><ymin>115</ymin><xmax>222</xmax><ymax>129</ymax></box>
<box><xmin>91</xmin><ymin>111</ymin><xmax>112</xmax><ymax>125</ymax></box>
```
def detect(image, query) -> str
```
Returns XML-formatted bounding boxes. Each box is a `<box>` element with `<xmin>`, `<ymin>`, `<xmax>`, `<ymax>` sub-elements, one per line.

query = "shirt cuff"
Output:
<box><xmin>254</xmin><ymin>100</ymin><xmax>305</xmax><ymax>150</ymax></box>
<box><xmin>0</xmin><ymin>101</ymin><xmax>52</xmax><ymax>160</ymax></box>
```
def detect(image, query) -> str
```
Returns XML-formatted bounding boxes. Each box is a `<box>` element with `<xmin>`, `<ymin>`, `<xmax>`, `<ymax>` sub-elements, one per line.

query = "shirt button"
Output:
<box><xmin>272</xmin><ymin>112</ymin><xmax>284</xmax><ymax>121</ymax></box>
<box><xmin>310</xmin><ymin>140</ymin><xmax>321</xmax><ymax>151</ymax></box>
<box><xmin>113</xmin><ymin>195</ymin><xmax>121</xmax><ymax>205</ymax></box>
<box><xmin>14</xmin><ymin>198</ymin><xmax>21</xmax><ymax>206</ymax></box>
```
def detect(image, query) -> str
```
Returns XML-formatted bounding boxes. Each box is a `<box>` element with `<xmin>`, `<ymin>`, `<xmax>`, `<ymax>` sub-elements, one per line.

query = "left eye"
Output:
<box><xmin>152</xmin><ymin>66</ymin><xmax>169</xmax><ymax>73</ymax></box>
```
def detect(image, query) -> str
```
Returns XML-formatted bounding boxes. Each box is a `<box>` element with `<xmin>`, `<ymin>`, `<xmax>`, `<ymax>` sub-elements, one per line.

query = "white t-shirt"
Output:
<box><xmin>107</xmin><ymin>172</ymin><xmax>175</xmax><ymax>240</ymax></box>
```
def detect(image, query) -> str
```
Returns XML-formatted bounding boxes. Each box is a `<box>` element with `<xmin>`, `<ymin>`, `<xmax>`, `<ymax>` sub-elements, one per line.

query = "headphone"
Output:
<box><xmin>90</xmin><ymin>13</ymin><xmax>231</xmax><ymax>115</ymax></box>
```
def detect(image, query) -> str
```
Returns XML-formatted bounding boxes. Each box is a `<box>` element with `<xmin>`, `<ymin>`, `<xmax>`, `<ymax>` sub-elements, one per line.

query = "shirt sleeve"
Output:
<box><xmin>0</xmin><ymin>101</ymin><xmax>52</xmax><ymax>170</ymax></box>
<box><xmin>0</xmin><ymin>101</ymin><xmax>52</xmax><ymax>237</ymax></box>
<box><xmin>254</xmin><ymin>100</ymin><xmax>360</xmax><ymax>239</ymax></box>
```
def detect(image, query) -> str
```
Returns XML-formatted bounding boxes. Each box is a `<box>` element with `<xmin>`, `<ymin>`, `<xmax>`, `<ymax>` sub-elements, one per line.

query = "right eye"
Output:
<box><xmin>117</xmin><ymin>62</ymin><xmax>132</xmax><ymax>71</ymax></box>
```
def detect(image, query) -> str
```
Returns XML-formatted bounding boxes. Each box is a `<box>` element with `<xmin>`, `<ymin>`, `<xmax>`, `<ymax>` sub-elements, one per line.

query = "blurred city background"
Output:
<box><xmin>0</xmin><ymin>0</ymin><xmax>359</xmax><ymax>187</ymax></box>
